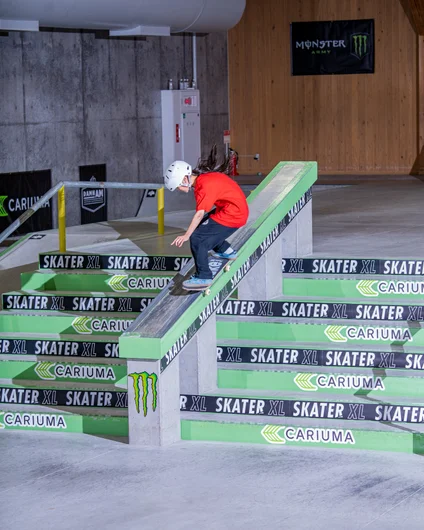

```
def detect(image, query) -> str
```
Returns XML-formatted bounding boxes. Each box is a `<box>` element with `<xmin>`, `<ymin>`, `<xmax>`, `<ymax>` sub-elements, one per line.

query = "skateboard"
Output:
<box><xmin>182</xmin><ymin>255</ymin><xmax>233</xmax><ymax>295</ymax></box>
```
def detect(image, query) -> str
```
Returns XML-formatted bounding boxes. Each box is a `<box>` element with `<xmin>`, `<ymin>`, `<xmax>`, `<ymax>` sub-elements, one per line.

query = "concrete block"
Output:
<box><xmin>204</xmin><ymin>32</ymin><xmax>228</xmax><ymax>117</ymax></box>
<box><xmin>180</xmin><ymin>315</ymin><xmax>217</xmax><ymax>394</ymax></box>
<box><xmin>127</xmin><ymin>358</ymin><xmax>180</xmax><ymax>446</ymax></box>
<box><xmin>160</xmin><ymin>35</ymin><xmax>192</xmax><ymax>90</ymax></box>
<box><xmin>54</xmin><ymin>121</ymin><xmax>85</xmax><ymax>174</ymax></box>
<box><xmin>135</xmin><ymin>37</ymin><xmax>161</xmax><ymax>119</ymax></box>
<box><xmin>106</xmin><ymin>119</ymin><xmax>140</xmax><ymax>221</ymax></box>
<box><xmin>281</xmin><ymin>218</ymin><xmax>297</xmax><ymax>257</ymax></box>
<box><xmin>137</xmin><ymin>117</ymin><xmax>163</xmax><ymax>183</ymax></box>
<box><xmin>0</xmin><ymin>126</ymin><xmax>25</xmax><ymax>173</ymax></box>
<box><xmin>25</xmin><ymin>123</ymin><xmax>56</xmax><ymax>171</ymax></box>
<box><xmin>281</xmin><ymin>199</ymin><xmax>313</xmax><ymax>258</ymax></box>
<box><xmin>22</xmin><ymin>32</ymin><xmax>55</xmax><ymax>124</ymax></box>
<box><xmin>81</xmin><ymin>33</ymin><xmax>111</xmax><ymax>123</ymax></box>
<box><xmin>109</xmin><ymin>39</ymin><xmax>137</xmax><ymax>121</ymax></box>
<box><xmin>0</xmin><ymin>32</ymin><xmax>24</xmax><ymax>125</ymax></box>
<box><xmin>238</xmin><ymin>233</ymin><xmax>283</xmax><ymax>300</ymax></box>
<box><xmin>297</xmin><ymin>199</ymin><xmax>313</xmax><ymax>256</ymax></box>
<box><xmin>196</xmin><ymin>35</ymin><xmax>209</xmax><ymax>116</ymax></box>
<box><xmin>51</xmin><ymin>32</ymin><xmax>83</xmax><ymax>123</ymax></box>
<box><xmin>21</xmin><ymin>31</ymin><xmax>83</xmax><ymax>123</ymax></box>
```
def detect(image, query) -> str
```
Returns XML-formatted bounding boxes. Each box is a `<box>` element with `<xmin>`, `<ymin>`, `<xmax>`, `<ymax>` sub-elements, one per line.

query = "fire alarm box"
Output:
<box><xmin>161</xmin><ymin>90</ymin><xmax>201</xmax><ymax>175</ymax></box>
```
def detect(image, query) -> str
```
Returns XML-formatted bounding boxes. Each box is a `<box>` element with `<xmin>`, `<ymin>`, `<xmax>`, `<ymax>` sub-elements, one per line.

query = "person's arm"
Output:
<box><xmin>171</xmin><ymin>209</ymin><xmax>205</xmax><ymax>247</ymax></box>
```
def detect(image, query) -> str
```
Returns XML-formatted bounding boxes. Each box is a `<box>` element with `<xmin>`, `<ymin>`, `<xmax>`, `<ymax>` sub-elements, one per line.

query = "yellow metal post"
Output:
<box><xmin>58</xmin><ymin>186</ymin><xmax>66</xmax><ymax>252</ymax></box>
<box><xmin>157</xmin><ymin>187</ymin><xmax>165</xmax><ymax>235</ymax></box>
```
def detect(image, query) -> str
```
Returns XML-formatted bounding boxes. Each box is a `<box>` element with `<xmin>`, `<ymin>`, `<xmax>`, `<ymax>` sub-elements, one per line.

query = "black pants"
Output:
<box><xmin>190</xmin><ymin>218</ymin><xmax>237</xmax><ymax>279</ymax></box>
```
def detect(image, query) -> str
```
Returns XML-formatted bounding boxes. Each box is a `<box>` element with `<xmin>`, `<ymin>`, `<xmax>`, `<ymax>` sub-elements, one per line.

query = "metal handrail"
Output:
<box><xmin>0</xmin><ymin>180</ymin><xmax>165</xmax><ymax>252</ymax></box>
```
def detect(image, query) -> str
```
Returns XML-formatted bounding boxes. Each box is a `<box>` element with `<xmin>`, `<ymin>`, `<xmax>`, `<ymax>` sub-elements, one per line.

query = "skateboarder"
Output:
<box><xmin>165</xmin><ymin>148</ymin><xmax>249</xmax><ymax>290</ymax></box>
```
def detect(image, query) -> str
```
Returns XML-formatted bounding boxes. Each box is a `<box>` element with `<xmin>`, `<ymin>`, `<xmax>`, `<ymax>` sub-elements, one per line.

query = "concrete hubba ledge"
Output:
<box><xmin>121</xmin><ymin>161</ymin><xmax>317</xmax><ymax>445</ymax></box>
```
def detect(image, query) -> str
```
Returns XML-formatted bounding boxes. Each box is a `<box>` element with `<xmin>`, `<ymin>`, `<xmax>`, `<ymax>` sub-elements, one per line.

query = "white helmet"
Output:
<box><xmin>164</xmin><ymin>161</ymin><xmax>192</xmax><ymax>191</ymax></box>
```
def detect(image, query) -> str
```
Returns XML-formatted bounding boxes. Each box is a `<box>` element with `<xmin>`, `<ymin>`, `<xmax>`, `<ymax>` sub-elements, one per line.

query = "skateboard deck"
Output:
<box><xmin>181</xmin><ymin>255</ymin><xmax>233</xmax><ymax>294</ymax></box>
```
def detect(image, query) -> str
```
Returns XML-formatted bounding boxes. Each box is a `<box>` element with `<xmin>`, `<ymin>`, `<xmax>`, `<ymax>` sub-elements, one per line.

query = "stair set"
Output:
<box><xmin>2</xmin><ymin>252</ymin><xmax>424</xmax><ymax>454</ymax></box>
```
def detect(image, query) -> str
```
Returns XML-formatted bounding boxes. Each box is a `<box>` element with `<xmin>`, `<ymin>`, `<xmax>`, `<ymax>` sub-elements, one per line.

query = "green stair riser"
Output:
<box><xmin>0</xmin><ymin>386</ymin><xmax>127</xmax><ymax>408</ymax></box>
<box><xmin>0</xmin><ymin>315</ymin><xmax>134</xmax><ymax>336</ymax></box>
<box><xmin>21</xmin><ymin>272</ymin><xmax>174</xmax><ymax>294</ymax></box>
<box><xmin>3</xmin><ymin>293</ymin><xmax>154</xmax><ymax>313</ymax></box>
<box><xmin>217</xmin><ymin>299</ymin><xmax>424</xmax><ymax>322</ymax></box>
<box><xmin>283</xmin><ymin>277</ymin><xmax>424</xmax><ymax>300</ymax></box>
<box><xmin>218</xmin><ymin>369</ymin><xmax>424</xmax><ymax>398</ymax></box>
<box><xmin>180</xmin><ymin>394</ymin><xmax>424</xmax><ymax>424</ymax></box>
<box><xmin>0</xmin><ymin>410</ymin><xmax>128</xmax><ymax>436</ymax></box>
<box><xmin>218</xmin><ymin>346</ymin><xmax>424</xmax><ymax>371</ymax></box>
<box><xmin>0</xmin><ymin>361</ymin><xmax>126</xmax><ymax>387</ymax></box>
<box><xmin>0</xmin><ymin>337</ymin><xmax>119</xmax><ymax>357</ymax></box>
<box><xmin>217</xmin><ymin>321</ymin><xmax>424</xmax><ymax>347</ymax></box>
<box><xmin>39</xmin><ymin>253</ymin><xmax>191</xmax><ymax>272</ymax></box>
<box><xmin>181</xmin><ymin>420</ymin><xmax>424</xmax><ymax>454</ymax></box>
<box><xmin>3</xmin><ymin>362</ymin><xmax>423</xmax><ymax>398</ymax></box>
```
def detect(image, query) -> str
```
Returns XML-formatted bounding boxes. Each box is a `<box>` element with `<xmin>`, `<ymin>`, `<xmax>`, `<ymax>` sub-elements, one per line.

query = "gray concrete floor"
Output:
<box><xmin>1</xmin><ymin>431</ymin><xmax>424</xmax><ymax>530</ymax></box>
<box><xmin>2</xmin><ymin>180</ymin><xmax>424</xmax><ymax>529</ymax></box>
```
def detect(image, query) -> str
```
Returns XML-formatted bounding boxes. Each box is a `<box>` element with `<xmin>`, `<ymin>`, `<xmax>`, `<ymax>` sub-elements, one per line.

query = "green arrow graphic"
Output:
<box><xmin>108</xmin><ymin>275</ymin><xmax>128</xmax><ymax>293</ymax></box>
<box><xmin>357</xmin><ymin>280</ymin><xmax>378</xmax><ymax>297</ymax></box>
<box><xmin>261</xmin><ymin>425</ymin><xmax>286</xmax><ymax>444</ymax></box>
<box><xmin>72</xmin><ymin>316</ymin><xmax>92</xmax><ymax>334</ymax></box>
<box><xmin>325</xmin><ymin>325</ymin><xmax>347</xmax><ymax>343</ymax></box>
<box><xmin>294</xmin><ymin>373</ymin><xmax>317</xmax><ymax>391</ymax></box>
<box><xmin>35</xmin><ymin>362</ymin><xmax>55</xmax><ymax>380</ymax></box>
<box><xmin>0</xmin><ymin>411</ymin><xmax>4</xmax><ymax>429</ymax></box>
<box><xmin>0</xmin><ymin>196</ymin><xmax>8</xmax><ymax>217</ymax></box>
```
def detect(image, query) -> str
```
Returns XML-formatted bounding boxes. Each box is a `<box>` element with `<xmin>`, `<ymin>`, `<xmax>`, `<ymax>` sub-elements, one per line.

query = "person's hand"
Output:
<box><xmin>171</xmin><ymin>234</ymin><xmax>189</xmax><ymax>247</ymax></box>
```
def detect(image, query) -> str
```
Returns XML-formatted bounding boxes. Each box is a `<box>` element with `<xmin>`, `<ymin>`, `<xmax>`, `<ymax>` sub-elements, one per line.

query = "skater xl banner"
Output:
<box><xmin>0</xmin><ymin>170</ymin><xmax>52</xmax><ymax>235</ymax></box>
<box><xmin>291</xmin><ymin>19</ymin><xmax>374</xmax><ymax>76</ymax></box>
<box><xmin>119</xmin><ymin>161</ymin><xmax>317</xmax><ymax>368</ymax></box>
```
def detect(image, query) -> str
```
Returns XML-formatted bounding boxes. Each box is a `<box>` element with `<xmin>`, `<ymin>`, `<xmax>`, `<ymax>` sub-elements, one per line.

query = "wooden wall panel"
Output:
<box><xmin>229</xmin><ymin>0</ymin><xmax>418</xmax><ymax>175</ymax></box>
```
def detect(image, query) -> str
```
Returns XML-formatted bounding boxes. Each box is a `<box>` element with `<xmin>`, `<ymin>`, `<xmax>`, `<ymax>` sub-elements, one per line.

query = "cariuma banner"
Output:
<box><xmin>291</xmin><ymin>19</ymin><xmax>374</xmax><ymax>76</ymax></box>
<box><xmin>0</xmin><ymin>170</ymin><xmax>52</xmax><ymax>235</ymax></box>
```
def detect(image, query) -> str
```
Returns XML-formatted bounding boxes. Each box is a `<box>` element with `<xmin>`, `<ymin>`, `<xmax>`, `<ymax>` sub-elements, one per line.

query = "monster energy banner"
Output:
<box><xmin>180</xmin><ymin>394</ymin><xmax>424</xmax><ymax>424</ymax></box>
<box><xmin>2</xmin><ymin>294</ymin><xmax>155</xmax><ymax>313</ymax></box>
<box><xmin>0</xmin><ymin>338</ymin><xmax>119</xmax><ymax>357</ymax></box>
<box><xmin>161</xmin><ymin>188</ymin><xmax>313</xmax><ymax>372</ymax></box>
<box><xmin>0</xmin><ymin>387</ymin><xmax>127</xmax><ymax>408</ymax></box>
<box><xmin>283</xmin><ymin>258</ymin><xmax>424</xmax><ymax>276</ymax></box>
<box><xmin>0</xmin><ymin>170</ymin><xmax>52</xmax><ymax>235</ymax></box>
<box><xmin>291</xmin><ymin>19</ymin><xmax>374</xmax><ymax>76</ymax></box>
<box><xmin>80</xmin><ymin>164</ymin><xmax>107</xmax><ymax>225</ymax></box>
<box><xmin>217</xmin><ymin>346</ymin><xmax>424</xmax><ymax>371</ymax></box>
<box><xmin>217</xmin><ymin>300</ymin><xmax>424</xmax><ymax>321</ymax></box>
<box><xmin>39</xmin><ymin>253</ymin><xmax>190</xmax><ymax>271</ymax></box>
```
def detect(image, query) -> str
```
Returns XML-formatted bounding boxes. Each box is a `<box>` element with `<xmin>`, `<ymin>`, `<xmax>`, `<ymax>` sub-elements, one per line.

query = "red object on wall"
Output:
<box><xmin>176</xmin><ymin>124</ymin><xmax>180</xmax><ymax>143</ymax></box>
<box><xmin>229</xmin><ymin>148</ymin><xmax>239</xmax><ymax>176</ymax></box>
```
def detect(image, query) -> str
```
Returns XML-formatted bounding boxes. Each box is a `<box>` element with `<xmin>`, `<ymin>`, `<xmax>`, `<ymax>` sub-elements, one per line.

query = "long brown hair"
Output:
<box><xmin>193</xmin><ymin>145</ymin><xmax>234</xmax><ymax>176</ymax></box>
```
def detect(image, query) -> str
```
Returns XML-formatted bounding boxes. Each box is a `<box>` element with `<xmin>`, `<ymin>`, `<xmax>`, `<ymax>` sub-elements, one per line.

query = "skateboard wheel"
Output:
<box><xmin>204</xmin><ymin>288</ymin><xmax>211</xmax><ymax>296</ymax></box>
<box><xmin>224</xmin><ymin>264</ymin><xmax>231</xmax><ymax>272</ymax></box>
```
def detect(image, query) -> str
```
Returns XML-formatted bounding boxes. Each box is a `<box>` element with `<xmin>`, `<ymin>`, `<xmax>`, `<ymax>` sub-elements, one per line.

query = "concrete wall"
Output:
<box><xmin>0</xmin><ymin>30</ymin><xmax>229</xmax><ymax>226</ymax></box>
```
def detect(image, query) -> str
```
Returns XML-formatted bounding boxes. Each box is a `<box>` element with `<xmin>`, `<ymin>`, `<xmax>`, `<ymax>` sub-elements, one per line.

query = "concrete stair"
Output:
<box><xmin>181</xmin><ymin>257</ymin><xmax>424</xmax><ymax>455</ymax></box>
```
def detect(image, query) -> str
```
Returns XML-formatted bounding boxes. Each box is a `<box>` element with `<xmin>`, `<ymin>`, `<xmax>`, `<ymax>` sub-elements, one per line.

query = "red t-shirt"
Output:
<box><xmin>194</xmin><ymin>172</ymin><xmax>249</xmax><ymax>228</ymax></box>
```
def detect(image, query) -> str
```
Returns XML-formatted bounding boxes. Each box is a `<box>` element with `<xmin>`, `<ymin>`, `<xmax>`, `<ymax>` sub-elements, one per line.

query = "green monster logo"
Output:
<box><xmin>0</xmin><ymin>196</ymin><xmax>8</xmax><ymax>217</ymax></box>
<box><xmin>128</xmin><ymin>371</ymin><xmax>158</xmax><ymax>417</ymax></box>
<box><xmin>351</xmin><ymin>34</ymin><xmax>369</xmax><ymax>59</ymax></box>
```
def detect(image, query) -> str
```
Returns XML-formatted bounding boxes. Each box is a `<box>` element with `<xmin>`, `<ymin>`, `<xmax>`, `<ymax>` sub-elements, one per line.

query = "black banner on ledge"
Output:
<box><xmin>79</xmin><ymin>164</ymin><xmax>107</xmax><ymax>225</ymax></box>
<box><xmin>291</xmin><ymin>19</ymin><xmax>374</xmax><ymax>76</ymax></box>
<box><xmin>0</xmin><ymin>170</ymin><xmax>52</xmax><ymax>235</ymax></box>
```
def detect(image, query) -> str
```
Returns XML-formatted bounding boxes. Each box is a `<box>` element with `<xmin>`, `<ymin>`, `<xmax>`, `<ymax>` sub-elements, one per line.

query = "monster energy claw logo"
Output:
<box><xmin>351</xmin><ymin>34</ymin><xmax>369</xmax><ymax>59</ymax></box>
<box><xmin>0</xmin><ymin>196</ymin><xmax>8</xmax><ymax>217</ymax></box>
<box><xmin>128</xmin><ymin>371</ymin><xmax>158</xmax><ymax>417</ymax></box>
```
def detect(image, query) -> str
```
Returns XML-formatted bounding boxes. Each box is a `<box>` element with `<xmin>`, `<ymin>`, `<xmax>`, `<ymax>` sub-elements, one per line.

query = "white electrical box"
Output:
<box><xmin>161</xmin><ymin>90</ymin><xmax>201</xmax><ymax>175</ymax></box>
